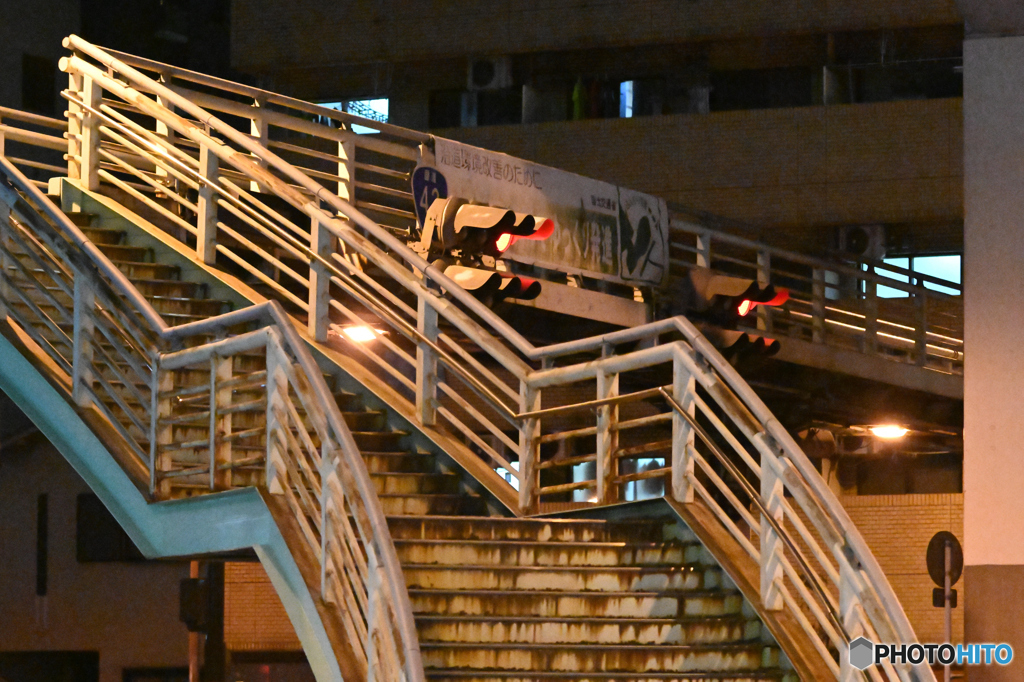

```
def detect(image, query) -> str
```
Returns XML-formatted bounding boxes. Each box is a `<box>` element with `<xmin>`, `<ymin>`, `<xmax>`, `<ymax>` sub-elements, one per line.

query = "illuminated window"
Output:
<box><xmin>871</xmin><ymin>254</ymin><xmax>961</xmax><ymax>298</ymax></box>
<box><xmin>319</xmin><ymin>98</ymin><xmax>389</xmax><ymax>134</ymax></box>
<box><xmin>619</xmin><ymin>81</ymin><xmax>634</xmax><ymax>118</ymax></box>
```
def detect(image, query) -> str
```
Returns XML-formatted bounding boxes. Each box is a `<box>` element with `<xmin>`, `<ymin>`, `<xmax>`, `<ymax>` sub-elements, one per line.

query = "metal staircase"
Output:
<box><xmin>0</xmin><ymin>35</ymin><xmax>937</xmax><ymax>681</ymax></box>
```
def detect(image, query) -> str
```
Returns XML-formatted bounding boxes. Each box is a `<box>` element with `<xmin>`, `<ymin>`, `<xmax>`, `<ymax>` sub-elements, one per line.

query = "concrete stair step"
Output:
<box><xmin>407</xmin><ymin>589</ymin><xmax>745</xmax><ymax>619</ymax></box>
<box><xmin>402</xmin><ymin>564</ymin><xmax>718</xmax><ymax>593</ymax></box>
<box><xmin>417</xmin><ymin>641</ymin><xmax>775</xmax><ymax>673</ymax></box>
<box><xmin>97</xmin><ymin>243</ymin><xmax>152</xmax><ymax>262</ymax></box>
<box><xmin>362</xmin><ymin>452</ymin><xmax>437</xmax><ymax>474</ymax></box>
<box><xmin>80</xmin><ymin>227</ymin><xmax>125</xmax><ymax>245</ymax></box>
<box><xmin>423</xmin><ymin>671</ymin><xmax>787</xmax><ymax>681</ymax></box>
<box><xmin>351</xmin><ymin>430</ymin><xmax>407</xmax><ymax>452</ymax></box>
<box><xmin>341</xmin><ymin>410</ymin><xmax>387</xmax><ymax>431</ymax></box>
<box><xmin>378</xmin><ymin>493</ymin><xmax>487</xmax><ymax>516</ymax></box>
<box><xmin>414</xmin><ymin>614</ymin><xmax>761</xmax><ymax>645</ymax></box>
<box><xmin>386</xmin><ymin>516</ymin><xmax>670</xmax><ymax>544</ymax></box>
<box><xmin>113</xmin><ymin>260</ymin><xmax>181</xmax><ymax>280</ymax></box>
<box><xmin>333</xmin><ymin>391</ymin><xmax>364</xmax><ymax>412</ymax></box>
<box><xmin>393</xmin><ymin>538</ymin><xmax>696</xmax><ymax>568</ymax></box>
<box><xmin>64</xmin><ymin>211</ymin><xmax>98</xmax><ymax>228</ymax></box>
<box><xmin>370</xmin><ymin>472</ymin><xmax>460</xmax><ymax>495</ymax></box>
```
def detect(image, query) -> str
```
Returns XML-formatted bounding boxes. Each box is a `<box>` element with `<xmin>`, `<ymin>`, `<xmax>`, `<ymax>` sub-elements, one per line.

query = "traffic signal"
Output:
<box><xmin>674</xmin><ymin>267</ymin><xmax>789</xmax><ymax>329</ymax></box>
<box><xmin>442</xmin><ymin>264</ymin><xmax>542</xmax><ymax>307</ymax></box>
<box><xmin>421</xmin><ymin>197</ymin><xmax>554</xmax><ymax>258</ymax></box>
<box><xmin>699</xmin><ymin>326</ymin><xmax>781</xmax><ymax>366</ymax></box>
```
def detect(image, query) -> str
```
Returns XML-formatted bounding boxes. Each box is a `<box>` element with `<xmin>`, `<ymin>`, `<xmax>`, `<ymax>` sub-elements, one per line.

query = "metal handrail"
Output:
<box><xmin>0</xmin><ymin>154</ymin><xmax>424</xmax><ymax>682</ymax></box>
<box><xmin>46</xmin><ymin>37</ymin><xmax>933</xmax><ymax>680</ymax></box>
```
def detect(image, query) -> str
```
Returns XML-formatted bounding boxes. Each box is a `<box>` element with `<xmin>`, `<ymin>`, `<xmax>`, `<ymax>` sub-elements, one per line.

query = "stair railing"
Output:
<box><xmin>669</xmin><ymin>216</ymin><xmax>963</xmax><ymax>374</ymax></box>
<box><xmin>52</xmin><ymin>36</ymin><xmax>931</xmax><ymax>681</ymax></box>
<box><xmin>0</xmin><ymin>155</ymin><xmax>424</xmax><ymax>682</ymax></box>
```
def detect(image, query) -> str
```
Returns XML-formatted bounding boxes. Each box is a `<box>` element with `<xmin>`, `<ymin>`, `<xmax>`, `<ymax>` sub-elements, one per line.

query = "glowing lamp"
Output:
<box><xmin>869</xmin><ymin>425</ymin><xmax>909</xmax><ymax>439</ymax></box>
<box><xmin>340</xmin><ymin>325</ymin><xmax>378</xmax><ymax>342</ymax></box>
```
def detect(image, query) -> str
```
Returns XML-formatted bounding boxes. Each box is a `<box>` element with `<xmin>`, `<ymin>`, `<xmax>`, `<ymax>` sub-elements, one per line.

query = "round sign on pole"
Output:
<box><xmin>926</xmin><ymin>531</ymin><xmax>963</xmax><ymax>587</ymax></box>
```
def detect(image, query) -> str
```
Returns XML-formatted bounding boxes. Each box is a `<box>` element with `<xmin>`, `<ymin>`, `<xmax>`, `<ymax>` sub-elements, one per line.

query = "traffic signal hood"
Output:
<box><xmin>422</xmin><ymin>197</ymin><xmax>554</xmax><ymax>257</ymax></box>
<box><xmin>443</xmin><ymin>264</ymin><xmax>542</xmax><ymax>307</ymax></box>
<box><xmin>676</xmin><ymin>268</ymin><xmax>789</xmax><ymax>327</ymax></box>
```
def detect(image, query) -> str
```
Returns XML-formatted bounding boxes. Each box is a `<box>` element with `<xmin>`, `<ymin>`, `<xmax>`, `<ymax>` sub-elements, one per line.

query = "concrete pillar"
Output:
<box><xmin>963</xmin><ymin>34</ymin><xmax>1024</xmax><ymax>680</ymax></box>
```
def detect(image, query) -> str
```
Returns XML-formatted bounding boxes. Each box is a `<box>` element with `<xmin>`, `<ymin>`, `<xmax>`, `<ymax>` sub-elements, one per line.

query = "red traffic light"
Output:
<box><xmin>423</xmin><ymin>197</ymin><xmax>554</xmax><ymax>257</ymax></box>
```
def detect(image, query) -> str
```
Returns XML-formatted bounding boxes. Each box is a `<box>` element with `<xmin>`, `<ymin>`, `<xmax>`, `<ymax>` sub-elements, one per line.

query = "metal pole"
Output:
<box><xmin>944</xmin><ymin>540</ymin><xmax>951</xmax><ymax>682</ymax></box>
<box><xmin>189</xmin><ymin>560</ymin><xmax>201</xmax><ymax>682</ymax></box>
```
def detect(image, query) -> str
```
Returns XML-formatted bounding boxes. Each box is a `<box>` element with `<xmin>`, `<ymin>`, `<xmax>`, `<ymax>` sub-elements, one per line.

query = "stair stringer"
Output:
<box><xmin>56</xmin><ymin>178</ymin><xmax>521</xmax><ymax>516</ymax></box>
<box><xmin>0</xmin><ymin>315</ymin><xmax>346</xmax><ymax>682</ymax></box>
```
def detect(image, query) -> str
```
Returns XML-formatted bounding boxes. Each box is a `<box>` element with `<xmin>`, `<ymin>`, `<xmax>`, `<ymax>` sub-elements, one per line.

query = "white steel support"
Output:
<box><xmin>756</xmin><ymin>250</ymin><xmax>772</xmax><ymax>333</ymax></box>
<box><xmin>211</xmin><ymin>353</ymin><xmax>233</xmax><ymax>489</ymax></box>
<box><xmin>915</xmin><ymin>294</ymin><xmax>928</xmax><ymax>366</ymax></box>
<box><xmin>366</xmin><ymin>547</ymin><xmax>381</xmax><ymax>682</ymax></box>
<box><xmin>595</xmin><ymin>353</ymin><xmax>619</xmax><ymax>505</ymax></box>
<box><xmin>153</xmin><ymin>364</ymin><xmax>174</xmax><ymax>497</ymax></box>
<box><xmin>68</xmin><ymin>72</ymin><xmax>101</xmax><ymax>189</ymax></box>
<box><xmin>760</xmin><ymin>449</ymin><xmax>786</xmax><ymax>611</ymax></box>
<box><xmin>863</xmin><ymin>277</ymin><xmax>878</xmax><ymax>354</ymax></box>
<box><xmin>518</xmin><ymin>382</ymin><xmax>541</xmax><ymax>513</ymax></box>
<box><xmin>197</xmin><ymin>145</ymin><xmax>219</xmax><ymax>265</ymax></box>
<box><xmin>812</xmin><ymin>268</ymin><xmax>826</xmax><ymax>344</ymax></box>
<box><xmin>265</xmin><ymin>338</ymin><xmax>288</xmax><ymax>495</ymax></box>
<box><xmin>671</xmin><ymin>355</ymin><xmax>696</xmax><ymax>503</ymax></box>
<box><xmin>696</xmin><ymin>230</ymin><xmax>712</xmax><ymax>269</ymax></box>
<box><xmin>415</xmin><ymin>297</ymin><xmax>439</xmax><ymax>426</ymax></box>
<box><xmin>338</xmin><ymin>137</ymin><xmax>355</xmax><ymax>204</ymax></box>
<box><xmin>309</xmin><ymin>216</ymin><xmax>332</xmax><ymax>342</ymax></box>
<box><xmin>71</xmin><ymin>273</ymin><xmax>95</xmax><ymax>407</ymax></box>
<box><xmin>249</xmin><ymin>97</ymin><xmax>269</xmax><ymax>193</ymax></box>
<box><xmin>0</xmin><ymin>201</ymin><xmax>10</xmax><ymax>318</ymax></box>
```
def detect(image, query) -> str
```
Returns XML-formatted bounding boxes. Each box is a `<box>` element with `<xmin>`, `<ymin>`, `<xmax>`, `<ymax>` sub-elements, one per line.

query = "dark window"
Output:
<box><xmin>429</xmin><ymin>89</ymin><xmax>464</xmax><ymax>129</ymax></box>
<box><xmin>21</xmin><ymin>54</ymin><xmax>56</xmax><ymax>115</ymax></box>
<box><xmin>123</xmin><ymin>668</ymin><xmax>189</xmax><ymax>682</ymax></box>
<box><xmin>76</xmin><ymin>493</ymin><xmax>146</xmax><ymax>562</ymax></box>
<box><xmin>0</xmin><ymin>651</ymin><xmax>99</xmax><ymax>682</ymax></box>
<box><xmin>710</xmin><ymin>67</ymin><xmax>816</xmax><ymax>112</ymax></box>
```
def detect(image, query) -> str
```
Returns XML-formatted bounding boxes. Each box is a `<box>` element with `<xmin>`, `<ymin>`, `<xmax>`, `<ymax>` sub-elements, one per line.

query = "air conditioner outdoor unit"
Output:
<box><xmin>837</xmin><ymin>224</ymin><xmax>886</xmax><ymax>261</ymax></box>
<box><xmin>468</xmin><ymin>56</ymin><xmax>512</xmax><ymax>91</ymax></box>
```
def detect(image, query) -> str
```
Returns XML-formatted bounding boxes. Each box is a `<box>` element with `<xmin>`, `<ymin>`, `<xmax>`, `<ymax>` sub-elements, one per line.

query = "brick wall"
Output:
<box><xmin>231</xmin><ymin>0</ymin><xmax>960</xmax><ymax>71</ymax></box>
<box><xmin>444</xmin><ymin>98</ymin><xmax>964</xmax><ymax>252</ymax></box>
<box><xmin>842</xmin><ymin>494</ymin><xmax>964</xmax><ymax>645</ymax></box>
<box><xmin>224</xmin><ymin>562</ymin><xmax>302</xmax><ymax>651</ymax></box>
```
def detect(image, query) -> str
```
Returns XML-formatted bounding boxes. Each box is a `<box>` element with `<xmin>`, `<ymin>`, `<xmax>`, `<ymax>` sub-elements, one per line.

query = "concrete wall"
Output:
<box><xmin>0</xmin><ymin>0</ymin><xmax>78</xmax><ymax>110</ymax></box>
<box><xmin>0</xmin><ymin>440</ymin><xmax>190</xmax><ymax>682</ymax></box>
<box><xmin>231</xmin><ymin>0</ymin><xmax>960</xmax><ymax>71</ymax></box>
<box><xmin>443</xmin><ymin>98</ymin><xmax>964</xmax><ymax>252</ymax></box>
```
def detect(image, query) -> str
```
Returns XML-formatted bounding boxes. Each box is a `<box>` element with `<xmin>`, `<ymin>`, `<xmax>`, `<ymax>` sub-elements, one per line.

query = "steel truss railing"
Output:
<box><xmin>0</xmin><ymin>34</ymin><xmax>937</xmax><ymax>681</ymax></box>
<box><xmin>0</xmin><ymin>155</ymin><xmax>423</xmax><ymax>682</ymax></box>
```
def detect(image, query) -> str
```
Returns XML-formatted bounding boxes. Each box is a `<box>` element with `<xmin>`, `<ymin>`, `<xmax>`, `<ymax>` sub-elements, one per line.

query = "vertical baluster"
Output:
<box><xmin>595</xmin><ymin>346</ymin><xmax>619</xmax><ymax>505</ymax></box>
<box><xmin>760</xmin><ymin>446</ymin><xmax>785</xmax><ymax>611</ymax></box>
<box><xmin>812</xmin><ymin>268</ymin><xmax>826</xmax><ymax>344</ymax></box>
<box><xmin>671</xmin><ymin>355</ymin><xmax>696</xmax><ymax>503</ymax></box>
<box><xmin>338</xmin><ymin>136</ymin><xmax>355</xmax><ymax>204</ymax></box>
<box><xmin>915</xmin><ymin>293</ymin><xmax>928</xmax><ymax>366</ymax></box>
<box><xmin>0</xmin><ymin>200</ymin><xmax>10</xmax><ymax>318</ymax></box>
<box><xmin>696</xmin><ymin>230</ymin><xmax>712</xmax><ymax>269</ymax></box>
<box><xmin>309</xmin><ymin>216</ymin><xmax>332</xmax><ymax>342</ymax></box>
<box><xmin>211</xmin><ymin>353</ymin><xmax>233</xmax><ymax>489</ymax></box>
<box><xmin>366</xmin><ymin>546</ymin><xmax>381</xmax><ymax>682</ymax></box>
<box><xmin>249</xmin><ymin>97</ymin><xmax>269</xmax><ymax>193</ymax></box>
<box><xmin>154</xmin><ymin>360</ymin><xmax>174</xmax><ymax>498</ymax></box>
<box><xmin>756</xmin><ymin>250</ymin><xmax>772</xmax><ymax>333</ymax></box>
<box><xmin>0</xmin><ymin>110</ymin><xmax>5</xmax><ymax>158</ymax></box>
<box><xmin>839</xmin><ymin>560</ymin><xmax>867</xmax><ymax>682</ymax></box>
<box><xmin>863</xmin><ymin>277</ymin><xmax>878</xmax><ymax>354</ymax></box>
<box><xmin>320</xmin><ymin>445</ymin><xmax>334</xmax><ymax>603</ymax></box>
<box><xmin>415</xmin><ymin>297</ymin><xmax>438</xmax><ymax>426</ymax></box>
<box><xmin>518</xmin><ymin>381</ymin><xmax>541</xmax><ymax>513</ymax></box>
<box><xmin>71</xmin><ymin>272</ymin><xmax>95</xmax><ymax>407</ymax></box>
<box><xmin>265</xmin><ymin>337</ymin><xmax>289</xmax><ymax>494</ymax></box>
<box><xmin>197</xmin><ymin>145</ymin><xmax>219</xmax><ymax>265</ymax></box>
<box><xmin>67</xmin><ymin>73</ymin><xmax>101</xmax><ymax>191</ymax></box>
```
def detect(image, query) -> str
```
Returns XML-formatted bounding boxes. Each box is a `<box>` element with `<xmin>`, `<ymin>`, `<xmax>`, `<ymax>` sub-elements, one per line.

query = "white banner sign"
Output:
<box><xmin>426</xmin><ymin>137</ymin><xmax>669</xmax><ymax>287</ymax></box>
